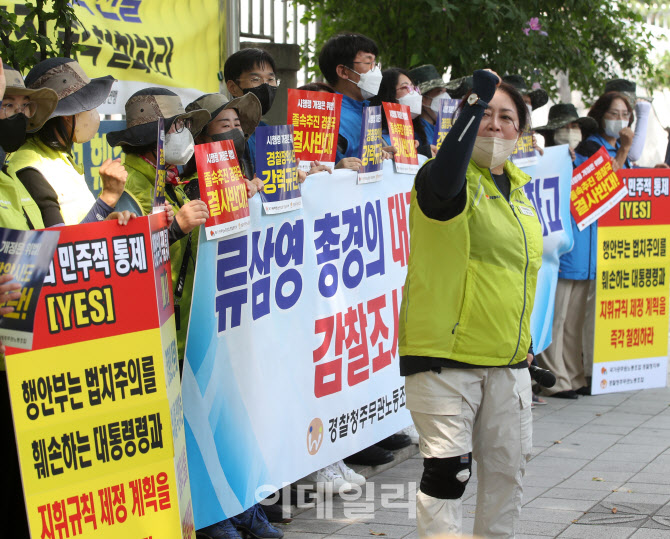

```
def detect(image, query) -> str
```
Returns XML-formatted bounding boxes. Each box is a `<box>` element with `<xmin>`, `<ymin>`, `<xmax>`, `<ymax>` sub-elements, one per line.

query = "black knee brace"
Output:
<box><xmin>419</xmin><ymin>453</ymin><xmax>472</xmax><ymax>499</ymax></box>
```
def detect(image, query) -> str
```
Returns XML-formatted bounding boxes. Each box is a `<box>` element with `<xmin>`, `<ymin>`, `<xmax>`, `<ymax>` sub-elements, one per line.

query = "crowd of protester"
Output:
<box><xmin>0</xmin><ymin>29</ymin><xmax>667</xmax><ymax>539</ymax></box>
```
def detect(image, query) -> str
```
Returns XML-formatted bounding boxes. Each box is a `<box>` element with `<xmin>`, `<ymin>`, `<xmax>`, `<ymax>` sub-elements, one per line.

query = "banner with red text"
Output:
<box><xmin>182</xmin><ymin>159</ymin><xmax>420</xmax><ymax>528</ymax></box>
<box><xmin>593</xmin><ymin>168</ymin><xmax>670</xmax><ymax>394</ymax></box>
<box><xmin>570</xmin><ymin>147</ymin><xmax>628</xmax><ymax>231</ymax></box>
<box><xmin>288</xmin><ymin>89</ymin><xmax>342</xmax><ymax>172</ymax></box>
<box><xmin>5</xmin><ymin>216</ymin><xmax>195</xmax><ymax>538</ymax></box>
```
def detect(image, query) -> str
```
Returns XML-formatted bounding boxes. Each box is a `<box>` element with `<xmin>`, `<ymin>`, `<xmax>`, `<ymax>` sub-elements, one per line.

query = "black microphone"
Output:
<box><xmin>528</xmin><ymin>364</ymin><xmax>556</xmax><ymax>388</ymax></box>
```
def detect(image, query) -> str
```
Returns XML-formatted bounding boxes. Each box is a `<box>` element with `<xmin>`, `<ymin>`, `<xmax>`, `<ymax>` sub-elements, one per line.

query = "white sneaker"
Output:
<box><xmin>334</xmin><ymin>460</ymin><xmax>366</xmax><ymax>487</ymax></box>
<box><xmin>402</xmin><ymin>424</ymin><xmax>419</xmax><ymax>444</ymax></box>
<box><xmin>305</xmin><ymin>465</ymin><xmax>354</xmax><ymax>493</ymax></box>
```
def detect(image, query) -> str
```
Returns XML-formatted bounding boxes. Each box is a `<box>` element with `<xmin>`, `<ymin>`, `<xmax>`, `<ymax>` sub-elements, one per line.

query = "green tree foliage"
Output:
<box><xmin>297</xmin><ymin>0</ymin><xmax>658</xmax><ymax>99</ymax></box>
<box><xmin>0</xmin><ymin>1</ymin><xmax>86</xmax><ymax>72</ymax></box>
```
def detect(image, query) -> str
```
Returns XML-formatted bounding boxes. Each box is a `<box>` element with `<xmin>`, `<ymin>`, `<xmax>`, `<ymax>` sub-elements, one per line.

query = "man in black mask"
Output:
<box><xmin>224</xmin><ymin>48</ymin><xmax>279</xmax><ymax>168</ymax></box>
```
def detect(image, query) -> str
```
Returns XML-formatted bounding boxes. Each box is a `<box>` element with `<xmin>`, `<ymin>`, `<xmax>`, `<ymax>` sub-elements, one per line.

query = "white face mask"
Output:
<box><xmin>350</xmin><ymin>67</ymin><xmax>382</xmax><ymax>99</ymax></box>
<box><xmin>471</xmin><ymin>136</ymin><xmax>518</xmax><ymax>169</ymax></box>
<box><xmin>72</xmin><ymin>109</ymin><xmax>100</xmax><ymax>143</ymax></box>
<box><xmin>554</xmin><ymin>127</ymin><xmax>582</xmax><ymax>150</ymax></box>
<box><xmin>430</xmin><ymin>93</ymin><xmax>450</xmax><ymax>113</ymax></box>
<box><xmin>604</xmin><ymin>119</ymin><xmax>628</xmax><ymax>139</ymax></box>
<box><xmin>398</xmin><ymin>92</ymin><xmax>422</xmax><ymax>118</ymax></box>
<box><xmin>164</xmin><ymin>129</ymin><xmax>194</xmax><ymax>165</ymax></box>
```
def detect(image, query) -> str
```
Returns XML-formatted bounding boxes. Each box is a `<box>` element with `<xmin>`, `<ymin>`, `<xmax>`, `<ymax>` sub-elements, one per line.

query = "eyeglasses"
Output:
<box><xmin>0</xmin><ymin>101</ymin><xmax>37</xmax><ymax>119</ymax></box>
<box><xmin>237</xmin><ymin>75</ymin><xmax>280</xmax><ymax>86</ymax></box>
<box><xmin>172</xmin><ymin>117</ymin><xmax>193</xmax><ymax>133</ymax></box>
<box><xmin>482</xmin><ymin>109</ymin><xmax>519</xmax><ymax>131</ymax></box>
<box><xmin>605</xmin><ymin>110</ymin><xmax>630</xmax><ymax>120</ymax></box>
<box><xmin>396</xmin><ymin>83</ymin><xmax>420</xmax><ymax>95</ymax></box>
<box><xmin>348</xmin><ymin>62</ymin><xmax>382</xmax><ymax>74</ymax></box>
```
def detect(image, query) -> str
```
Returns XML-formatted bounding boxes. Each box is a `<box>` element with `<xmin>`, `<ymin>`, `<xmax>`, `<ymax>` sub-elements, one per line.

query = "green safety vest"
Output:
<box><xmin>399</xmin><ymin>159</ymin><xmax>543</xmax><ymax>367</ymax></box>
<box><xmin>123</xmin><ymin>153</ymin><xmax>198</xmax><ymax>361</ymax></box>
<box><xmin>7</xmin><ymin>137</ymin><xmax>94</xmax><ymax>226</ymax></box>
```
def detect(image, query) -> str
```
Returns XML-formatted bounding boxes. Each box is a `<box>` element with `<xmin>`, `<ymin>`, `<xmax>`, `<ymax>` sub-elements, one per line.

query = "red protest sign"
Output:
<box><xmin>195</xmin><ymin>140</ymin><xmax>250</xmax><ymax>240</ymax></box>
<box><xmin>570</xmin><ymin>146</ymin><xmax>628</xmax><ymax>231</ymax></box>
<box><xmin>599</xmin><ymin>168</ymin><xmax>670</xmax><ymax>227</ymax></box>
<box><xmin>287</xmin><ymin>89</ymin><xmax>342</xmax><ymax>171</ymax></box>
<box><xmin>382</xmin><ymin>102</ymin><xmax>419</xmax><ymax>175</ymax></box>
<box><xmin>5</xmin><ymin>214</ymin><xmax>173</xmax><ymax>354</ymax></box>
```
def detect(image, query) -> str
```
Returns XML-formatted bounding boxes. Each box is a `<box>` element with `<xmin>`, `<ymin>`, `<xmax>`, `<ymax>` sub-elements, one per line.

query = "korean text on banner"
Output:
<box><xmin>3</xmin><ymin>1</ymin><xmax>221</xmax><ymax>115</ymax></box>
<box><xmin>383</xmin><ymin>102</ymin><xmax>419</xmax><ymax>175</ymax></box>
<box><xmin>195</xmin><ymin>140</ymin><xmax>250</xmax><ymax>240</ymax></box>
<box><xmin>592</xmin><ymin>168</ymin><xmax>670</xmax><ymax>395</ymax></box>
<box><xmin>182</xmin><ymin>159</ymin><xmax>420</xmax><ymax>528</ymax></box>
<box><xmin>152</xmin><ymin>118</ymin><xmax>167</xmax><ymax>212</ymax></box>
<box><xmin>4</xmin><ymin>216</ymin><xmax>196</xmax><ymax>538</ymax></box>
<box><xmin>358</xmin><ymin>106</ymin><xmax>384</xmax><ymax>184</ymax></box>
<box><xmin>256</xmin><ymin>125</ymin><xmax>302</xmax><ymax>214</ymax></box>
<box><xmin>510</xmin><ymin>131</ymin><xmax>538</xmax><ymax>168</ymax></box>
<box><xmin>570</xmin><ymin>147</ymin><xmax>628</xmax><ymax>231</ymax></box>
<box><xmin>288</xmin><ymin>89</ymin><xmax>342</xmax><ymax>172</ymax></box>
<box><xmin>520</xmin><ymin>145</ymin><xmax>575</xmax><ymax>353</ymax></box>
<box><xmin>433</xmin><ymin>98</ymin><xmax>460</xmax><ymax>150</ymax></box>
<box><xmin>0</xmin><ymin>228</ymin><xmax>60</xmax><ymax>351</ymax></box>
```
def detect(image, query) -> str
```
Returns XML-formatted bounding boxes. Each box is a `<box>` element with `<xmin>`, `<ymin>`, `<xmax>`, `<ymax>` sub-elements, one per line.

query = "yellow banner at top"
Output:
<box><xmin>3</xmin><ymin>0</ymin><xmax>222</xmax><ymax>94</ymax></box>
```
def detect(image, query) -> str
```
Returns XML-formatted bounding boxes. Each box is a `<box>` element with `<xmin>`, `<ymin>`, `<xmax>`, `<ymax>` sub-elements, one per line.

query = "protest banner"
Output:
<box><xmin>287</xmin><ymin>89</ymin><xmax>342</xmax><ymax>172</ymax></box>
<box><xmin>510</xmin><ymin>131</ymin><xmax>538</xmax><ymax>168</ymax></box>
<box><xmin>182</xmin><ymin>159</ymin><xmax>419</xmax><ymax>528</ymax></box>
<box><xmin>592</xmin><ymin>168</ymin><xmax>670</xmax><ymax>395</ymax></box>
<box><xmin>0</xmin><ymin>228</ymin><xmax>60</xmax><ymax>351</ymax></box>
<box><xmin>255</xmin><ymin>125</ymin><xmax>302</xmax><ymax>214</ymax></box>
<box><xmin>4</xmin><ymin>216</ymin><xmax>195</xmax><ymax>538</ymax></box>
<box><xmin>152</xmin><ymin>118</ymin><xmax>167</xmax><ymax>212</ymax></box>
<box><xmin>357</xmin><ymin>106</ymin><xmax>384</xmax><ymax>184</ymax></box>
<box><xmin>570</xmin><ymin>147</ymin><xmax>628</xmax><ymax>231</ymax></box>
<box><xmin>520</xmin><ymin>145</ymin><xmax>575</xmax><ymax>353</ymax></box>
<box><xmin>382</xmin><ymin>102</ymin><xmax>419</xmax><ymax>175</ymax></box>
<box><xmin>432</xmin><ymin>97</ymin><xmax>460</xmax><ymax>150</ymax></box>
<box><xmin>2</xmin><ymin>1</ymin><xmax>221</xmax><ymax>115</ymax></box>
<box><xmin>195</xmin><ymin>140</ymin><xmax>250</xmax><ymax>240</ymax></box>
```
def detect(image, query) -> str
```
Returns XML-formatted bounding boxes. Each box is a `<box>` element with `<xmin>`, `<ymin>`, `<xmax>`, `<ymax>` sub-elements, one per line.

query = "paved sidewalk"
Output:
<box><xmin>280</xmin><ymin>384</ymin><xmax>670</xmax><ymax>539</ymax></box>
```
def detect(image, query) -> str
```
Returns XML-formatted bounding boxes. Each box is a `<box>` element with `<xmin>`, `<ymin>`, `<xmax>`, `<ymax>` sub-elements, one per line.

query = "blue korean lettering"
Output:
<box><xmin>215</xmin><ymin>235</ymin><xmax>248</xmax><ymax>332</ymax></box>
<box><xmin>364</xmin><ymin>200</ymin><xmax>385</xmax><ymax>277</ymax></box>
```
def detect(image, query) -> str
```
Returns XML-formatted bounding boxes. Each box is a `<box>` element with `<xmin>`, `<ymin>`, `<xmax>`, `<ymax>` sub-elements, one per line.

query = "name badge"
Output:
<box><xmin>517</xmin><ymin>205</ymin><xmax>534</xmax><ymax>217</ymax></box>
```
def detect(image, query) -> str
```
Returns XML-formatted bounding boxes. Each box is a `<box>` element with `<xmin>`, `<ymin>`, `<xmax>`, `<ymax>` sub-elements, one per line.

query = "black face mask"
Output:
<box><xmin>0</xmin><ymin>114</ymin><xmax>29</xmax><ymax>152</ymax></box>
<box><xmin>242</xmin><ymin>83</ymin><xmax>277</xmax><ymax>115</ymax></box>
<box><xmin>211</xmin><ymin>129</ymin><xmax>246</xmax><ymax>158</ymax></box>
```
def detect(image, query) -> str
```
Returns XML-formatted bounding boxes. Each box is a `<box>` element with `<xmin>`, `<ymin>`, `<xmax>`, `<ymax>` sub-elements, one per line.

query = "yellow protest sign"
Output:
<box><xmin>593</xmin><ymin>169</ymin><xmax>670</xmax><ymax>394</ymax></box>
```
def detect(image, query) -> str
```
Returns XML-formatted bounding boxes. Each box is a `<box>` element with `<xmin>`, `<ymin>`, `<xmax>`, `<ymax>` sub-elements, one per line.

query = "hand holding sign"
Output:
<box><xmin>176</xmin><ymin>200</ymin><xmax>209</xmax><ymax>234</ymax></box>
<box><xmin>0</xmin><ymin>274</ymin><xmax>22</xmax><ymax>317</ymax></box>
<box><xmin>98</xmin><ymin>158</ymin><xmax>128</xmax><ymax>207</ymax></box>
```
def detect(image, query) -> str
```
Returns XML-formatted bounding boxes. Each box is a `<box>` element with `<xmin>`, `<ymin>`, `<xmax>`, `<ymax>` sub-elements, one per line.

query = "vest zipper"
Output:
<box><xmin>491</xmin><ymin>176</ymin><xmax>529</xmax><ymax>364</ymax></box>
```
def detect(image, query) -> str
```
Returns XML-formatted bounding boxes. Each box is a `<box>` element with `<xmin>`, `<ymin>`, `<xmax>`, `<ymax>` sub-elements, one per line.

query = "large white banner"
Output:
<box><xmin>182</xmin><ymin>160</ymin><xmax>417</xmax><ymax>528</ymax></box>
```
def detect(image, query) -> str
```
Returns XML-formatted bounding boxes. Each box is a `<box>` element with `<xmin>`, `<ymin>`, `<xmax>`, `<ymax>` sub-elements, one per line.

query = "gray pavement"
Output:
<box><xmin>280</xmin><ymin>383</ymin><xmax>670</xmax><ymax>538</ymax></box>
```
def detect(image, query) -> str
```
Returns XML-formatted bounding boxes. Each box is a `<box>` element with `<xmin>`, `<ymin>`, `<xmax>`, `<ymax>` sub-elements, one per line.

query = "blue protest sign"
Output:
<box><xmin>432</xmin><ymin>97</ymin><xmax>460</xmax><ymax>149</ymax></box>
<box><xmin>357</xmin><ymin>105</ymin><xmax>384</xmax><ymax>184</ymax></box>
<box><xmin>0</xmin><ymin>228</ymin><xmax>60</xmax><ymax>350</ymax></box>
<box><xmin>255</xmin><ymin>125</ymin><xmax>302</xmax><ymax>214</ymax></box>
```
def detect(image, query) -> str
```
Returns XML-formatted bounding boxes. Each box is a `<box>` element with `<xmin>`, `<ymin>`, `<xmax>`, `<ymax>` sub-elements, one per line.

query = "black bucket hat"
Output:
<box><xmin>24</xmin><ymin>57</ymin><xmax>115</xmax><ymax>117</ymax></box>
<box><xmin>3</xmin><ymin>65</ymin><xmax>58</xmax><ymax>132</ymax></box>
<box><xmin>445</xmin><ymin>76</ymin><xmax>473</xmax><ymax>99</ymax></box>
<box><xmin>535</xmin><ymin>103</ymin><xmax>598</xmax><ymax>135</ymax></box>
<box><xmin>185</xmin><ymin>92</ymin><xmax>261</xmax><ymax>139</ymax></box>
<box><xmin>502</xmin><ymin>74</ymin><xmax>548</xmax><ymax>110</ymax></box>
<box><xmin>408</xmin><ymin>64</ymin><xmax>448</xmax><ymax>94</ymax></box>
<box><xmin>604</xmin><ymin>78</ymin><xmax>637</xmax><ymax>108</ymax></box>
<box><xmin>106</xmin><ymin>88</ymin><xmax>211</xmax><ymax>147</ymax></box>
